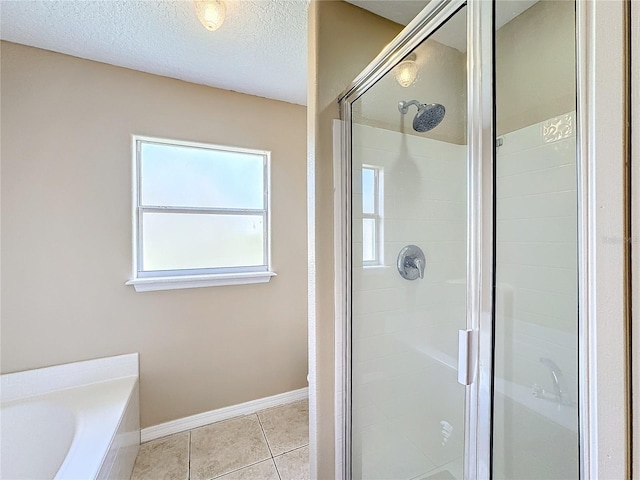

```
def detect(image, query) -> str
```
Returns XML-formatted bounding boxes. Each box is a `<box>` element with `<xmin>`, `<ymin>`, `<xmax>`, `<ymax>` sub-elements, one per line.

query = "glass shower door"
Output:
<box><xmin>492</xmin><ymin>1</ymin><xmax>579</xmax><ymax>478</ymax></box>
<box><xmin>349</xmin><ymin>5</ymin><xmax>468</xmax><ymax>479</ymax></box>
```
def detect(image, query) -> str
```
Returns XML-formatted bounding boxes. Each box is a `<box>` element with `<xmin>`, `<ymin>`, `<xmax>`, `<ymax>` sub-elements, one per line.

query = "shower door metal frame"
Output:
<box><xmin>336</xmin><ymin>1</ymin><xmax>495</xmax><ymax>478</ymax></box>
<box><xmin>333</xmin><ymin>0</ymin><xmax>631</xmax><ymax>479</ymax></box>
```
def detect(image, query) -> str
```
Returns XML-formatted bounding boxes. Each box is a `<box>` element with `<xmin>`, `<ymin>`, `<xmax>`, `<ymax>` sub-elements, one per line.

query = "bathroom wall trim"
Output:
<box><xmin>140</xmin><ymin>387</ymin><xmax>308</xmax><ymax>443</ymax></box>
<box><xmin>332</xmin><ymin>119</ymin><xmax>346</xmax><ymax>480</ymax></box>
<box><xmin>576</xmin><ymin>0</ymin><xmax>630</xmax><ymax>477</ymax></box>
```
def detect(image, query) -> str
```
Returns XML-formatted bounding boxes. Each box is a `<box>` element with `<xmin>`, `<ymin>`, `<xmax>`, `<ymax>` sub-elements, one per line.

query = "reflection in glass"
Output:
<box><xmin>492</xmin><ymin>1</ymin><xmax>579</xmax><ymax>478</ymax></box>
<box><xmin>362</xmin><ymin>167</ymin><xmax>376</xmax><ymax>214</ymax></box>
<box><xmin>362</xmin><ymin>166</ymin><xmax>381</xmax><ymax>265</ymax></box>
<box><xmin>362</xmin><ymin>218</ymin><xmax>376</xmax><ymax>263</ymax></box>
<box><xmin>350</xmin><ymin>5</ymin><xmax>467</xmax><ymax>479</ymax></box>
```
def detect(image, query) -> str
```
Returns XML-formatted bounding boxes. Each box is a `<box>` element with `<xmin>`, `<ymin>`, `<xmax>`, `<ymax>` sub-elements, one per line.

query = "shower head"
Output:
<box><xmin>398</xmin><ymin>100</ymin><xmax>446</xmax><ymax>133</ymax></box>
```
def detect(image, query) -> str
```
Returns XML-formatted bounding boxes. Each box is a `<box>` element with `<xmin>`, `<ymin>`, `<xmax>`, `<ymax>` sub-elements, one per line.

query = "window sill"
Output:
<box><xmin>126</xmin><ymin>271</ymin><xmax>276</xmax><ymax>292</ymax></box>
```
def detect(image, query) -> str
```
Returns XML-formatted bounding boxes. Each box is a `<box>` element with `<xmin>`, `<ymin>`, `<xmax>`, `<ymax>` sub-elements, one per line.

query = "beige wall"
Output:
<box><xmin>496</xmin><ymin>0</ymin><xmax>576</xmax><ymax>135</ymax></box>
<box><xmin>308</xmin><ymin>1</ymin><xmax>401</xmax><ymax>476</ymax></box>
<box><xmin>0</xmin><ymin>41</ymin><xmax>308</xmax><ymax>429</ymax></box>
<box><xmin>353</xmin><ymin>36</ymin><xmax>467</xmax><ymax>145</ymax></box>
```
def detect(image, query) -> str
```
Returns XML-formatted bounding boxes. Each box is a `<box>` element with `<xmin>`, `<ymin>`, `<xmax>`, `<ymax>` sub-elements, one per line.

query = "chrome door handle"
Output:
<box><xmin>458</xmin><ymin>329</ymin><xmax>474</xmax><ymax>385</ymax></box>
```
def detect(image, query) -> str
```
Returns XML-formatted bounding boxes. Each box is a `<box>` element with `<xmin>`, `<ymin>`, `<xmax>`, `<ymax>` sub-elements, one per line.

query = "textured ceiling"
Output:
<box><xmin>0</xmin><ymin>0</ymin><xmax>310</xmax><ymax>105</ymax></box>
<box><xmin>1</xmin><ymin>1</ymin><xmax>539</xmax><ymax>107</ymax></box>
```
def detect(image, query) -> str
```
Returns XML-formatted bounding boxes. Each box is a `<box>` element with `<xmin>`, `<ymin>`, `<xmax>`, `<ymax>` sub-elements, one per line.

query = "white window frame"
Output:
<box><xmin>126</xmin><ymin>135</ymin><xmax>275</xmax><ymax>292</ymax></box>
<box><xmin>362</xmin><ymin>165</ymin><xmax>383</xmax><ymax>267</ymax></box>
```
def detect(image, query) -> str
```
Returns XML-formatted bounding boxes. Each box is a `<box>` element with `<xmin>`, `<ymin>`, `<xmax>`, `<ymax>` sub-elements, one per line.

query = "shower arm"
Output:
<box><xmin>398</xmin><ymin>100</ymin><xmax>422</xmax><ymax>114</ymax></box>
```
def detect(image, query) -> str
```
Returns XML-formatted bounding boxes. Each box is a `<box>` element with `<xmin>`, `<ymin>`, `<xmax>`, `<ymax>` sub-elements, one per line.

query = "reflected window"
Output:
<box><xmin>133</xmin><ymin>136</ymin><xmax>270</xmax><ymax>278</ymax></box>
<box><xmin>362</xmin><ymin>165</ymin><xmax>383</xmax><ymax>266</ymax></box>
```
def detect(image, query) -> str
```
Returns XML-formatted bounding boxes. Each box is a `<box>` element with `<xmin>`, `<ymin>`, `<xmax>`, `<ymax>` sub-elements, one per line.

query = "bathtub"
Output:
<box><xmin>0</xmin><ymin>354</ymin><xmax>140</xmax><ymax>480</ymax></box>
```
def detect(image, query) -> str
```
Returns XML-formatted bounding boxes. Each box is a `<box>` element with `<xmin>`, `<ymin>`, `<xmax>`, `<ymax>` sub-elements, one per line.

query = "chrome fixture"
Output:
<box><xmin>398</xmin><ymin>100</ymin><xmax>446</xmax><ymax>132</ymax></box>
<box><xmin>538</xmin><ymin>357</ymin><xmax>572</xmax><ymax>405</ymax></box>
<box><xmin>397</xmin><ymin>245</ymin><xmax>426</xmax><ymax>280</ymax></box>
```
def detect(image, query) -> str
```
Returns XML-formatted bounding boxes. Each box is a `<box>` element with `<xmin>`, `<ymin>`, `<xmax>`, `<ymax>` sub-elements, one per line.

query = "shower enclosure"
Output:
<box><xmin>336</xmin><ymin>1</ymin><xmax>584</xmax><ymax>478</ymax></box>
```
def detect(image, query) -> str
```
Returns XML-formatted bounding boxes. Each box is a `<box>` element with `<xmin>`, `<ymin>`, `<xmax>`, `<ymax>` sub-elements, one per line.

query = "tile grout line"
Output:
<box><xmin>278</xmin><ymin>443</ymin><xmax>310</xmax><ymax>455</ymax></box>
<box><xmin>256</xmin><ymin>412</ymin><xmax>275</xmax><ymax>458</ymax></box>
<box><xmin>209</xmin><ymin>459</ymin><xmax>275</xmax><ymax>480</ymax></box>
<box><xmin>256</xmin><ymin>412</ymin><xmax>282</xmax><ymax>480</ymax></box>
<box><xmin>272</xmin><ymin>456</ymin><xmax>282</xmax><ymax>480</ymax></box>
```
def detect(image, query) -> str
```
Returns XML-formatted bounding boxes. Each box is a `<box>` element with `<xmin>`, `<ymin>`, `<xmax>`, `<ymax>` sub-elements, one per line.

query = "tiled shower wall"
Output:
<box><xmin>493</xmin><ymin>112</ymin><xmax>579</xmax><ymax>479</ymax></box>
<box><xmin>495</xmin><ymin>111</ymin><xmax>578</xmax><ymax>401</ymax></box>
<box><xmin>351</xmin><ymin>123</ymin><xmax>467</xmax><ymax>478</ymax></box>
<box><xmin>349</xmin><ymin>112</ymin><xmax>578</xmax><ymax>479</ymax></box>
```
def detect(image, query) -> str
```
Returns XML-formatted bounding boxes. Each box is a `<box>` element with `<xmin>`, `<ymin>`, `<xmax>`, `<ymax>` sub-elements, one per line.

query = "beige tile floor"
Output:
<box><xmin>131</xmin><ymin>400</ymin><xmax>309</xmax><ymax>480</ymax></box>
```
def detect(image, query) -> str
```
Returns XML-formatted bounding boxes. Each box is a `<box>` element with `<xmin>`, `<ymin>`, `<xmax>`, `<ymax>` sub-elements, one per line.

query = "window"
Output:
<box><xmin>362</xmin><ymin>165</ymin><xmax>383</xmax><ymax>266</ymax></box>
<box><xmin>126</xmin><ymin>136</ymin><xmax>274</xmax><ymax>292</ymax></box>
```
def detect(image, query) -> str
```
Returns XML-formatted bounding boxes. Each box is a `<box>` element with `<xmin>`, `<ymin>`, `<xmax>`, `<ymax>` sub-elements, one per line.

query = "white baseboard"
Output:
<box><xmin>141</xmin><ymin>387</ymin><xmax>309</xmax><ymax>443</ymax></box>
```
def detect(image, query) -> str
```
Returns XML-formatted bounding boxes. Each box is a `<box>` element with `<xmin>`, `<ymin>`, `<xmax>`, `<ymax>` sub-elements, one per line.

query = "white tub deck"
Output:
<box><xmin>0</xmin><ymin>354</ymin><xmax>140</xmax><ymax>480</ymax></box>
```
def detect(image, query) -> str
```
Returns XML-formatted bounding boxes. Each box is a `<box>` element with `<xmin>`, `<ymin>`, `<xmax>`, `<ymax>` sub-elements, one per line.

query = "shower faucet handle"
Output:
<box><xmin>414</xmin><ymin>257</ymin><xmax>425</xmax><ymax>279</ymax></box>
<box><xmin>397</xmin><ymin>245</ymin><xmax>426</xmax><ymax>280</ymax></box>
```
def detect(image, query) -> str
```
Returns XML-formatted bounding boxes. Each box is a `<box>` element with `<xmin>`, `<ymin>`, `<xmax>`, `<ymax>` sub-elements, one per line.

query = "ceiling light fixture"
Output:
<box><xmin>393</xmin><ymin>53</ymin><xmax>419</xmax><ymax>88</ymax></box>
<box><xmin>194</xmin><ymin>0</ymin><xmax>226</xmax><ymax>32</ymax></box>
